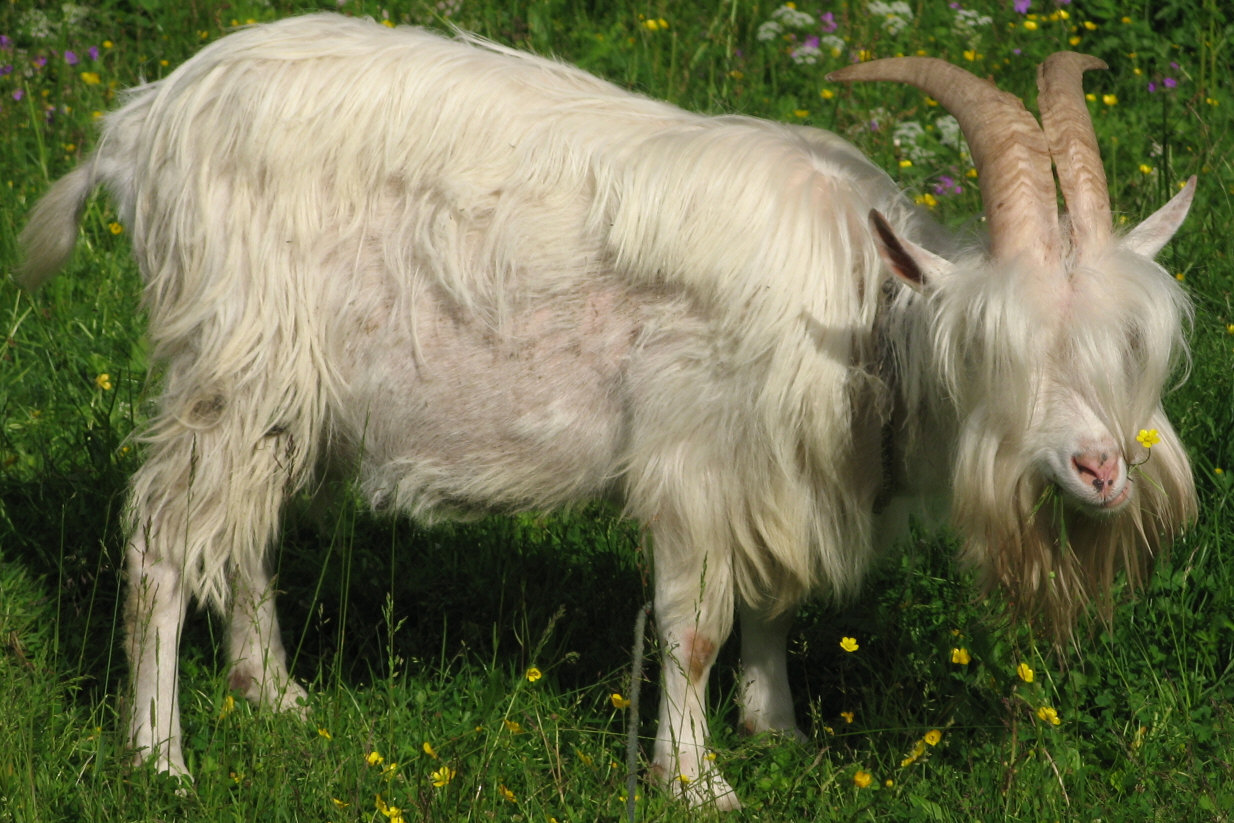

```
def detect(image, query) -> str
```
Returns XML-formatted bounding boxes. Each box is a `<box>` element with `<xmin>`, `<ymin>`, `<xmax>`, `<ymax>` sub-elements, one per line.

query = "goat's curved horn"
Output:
<box><xmin>828</xmin><ymin>58</ymin><xmax>1060</xmax><ymax>267</ymax></box>
<box><xmin>1036</xmin><ymin>52</ymin><xmax>1111</xmax><ymax>258</ymax></box>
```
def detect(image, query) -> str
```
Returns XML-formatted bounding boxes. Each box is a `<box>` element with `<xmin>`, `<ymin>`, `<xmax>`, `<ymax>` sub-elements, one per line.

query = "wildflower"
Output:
<box><xmin>95</xmin><ymin>373</ymin><xmax>113</xmax><ymax>391</ymax></box>
<box><xmin>381</xmin><ymin>19</ymin><xmax>395</xmax><ymax>27</ymax></box>
<box><xmin>1137</xmin><ymin>429</ymin><xmax>1161</xmax><ymax>448</ymax></box>
<box><xmin>317</xmin><ymin>727</ymin><xmax>332</xmax><ymax>740</ymax></box>
<box><xmin>1014</xmin><ymin>0</ymin><xmax>1031</xmax><ymax>12</ymax></box>
<box><xmin>642</xmin><ymin>18</ymin><xmax>669</xmax><ymax>32</ymax></box>
<box><xmin>422</xmin><ymin>741</ymin><xmax>438</xmax><ymax>758</ymax></box>
<box><xmin>80</xmin><ymin>71</ymin><xmax>101</xmax><ymax>85</ymax></box>
<box><xmin>219</xmin><ymin>694</ymin><xmax>235</xmax><ymax>717</ymax></box>
<box><xmin>1024</xmin><ymin>20</ymin><xmax>1039</xmax><ymax>30</ymax></box>
<box><xmin>899</xmin><ymin>159</ymin><xmax>913</xmax><ymax>168</ymax></box>
<box><xmin>1083</xmin><ymin>20</ymin><xmax>1098</xmax><ymax>30</ymax></box>
<box><xmin>103</xmin><ymin>40</ymin><xmax>113</xmax><ymax>49</ymax></box>
<box><xmin>1215</xmin><ymin>467</ymin><xmax>1224</xmax><ymax>475</ymax></box>
<box><xmin>962</xmin><ymin>49</ymin><xmax>978</xmax><ymax>62</ymax></box>
<box><xmin>840</xmin><ymin>636</ymin><xmax>859</xmax><ymax>652</ymax></box>
<box><xmin>923</xmin><ymin>729</ymin><xmax>942</xmax><ymax>746</ymax></box>
<box><xmin>915</xmin><ymin>192</ymin><xmax>938</xmax><ymax>208</ymax></box>
<box><xmin>65</xmin><ymin>50</ymin><xmax>79</xmax><ymax>65</ymax></box>
<box><xmin>367</xmin><ymin>750</ymin><xmax>385</xmax><ymax>767</ymax></box>
<box><xmin>1139</xmin><ymin>164</ymin><xmax>1154</xmax><ymax>174</ymax></box>
<box><xmin>503</xmin><ymin>718</ymin><xmax>524</xmax><ymax>734</ymax></box>
<box><xmin>331</xmin><ymin>798</ymin><xmax>350</xmax><ymax>809</ymax></box>
<box><xmin>498</xmin><ymin>784</ymin><xmax>517</xmax><ymax>803</ymax></box>
<box><xmin>1016</xmin><ymin>663</ymin><xmax>1034</xmax><ymax>683</ymax></box>
<box><xmin>88</xmin><ymin>45</ymin><xmax>99</xmax><ymax>61</ymax></box>
<box><xmin>12</xmin><ymin>89</ymin><xmax>23</xmax><ymax>101</ymax></box>
<box><xmin>853</xmin><ymin>770</ymin><xmax>873</xmax><ymax>788</ymax></box>
<box><xmin>900</xmin><ymin>740</ymin><xmax>926</xmax><ymax>767</ymax></box>
<box><xmin>382</xmin><ymin>761</ymin><xmax>399</xmax><ymax>778</ymax></box>
<box><xmin>375</xmin><ymin>794</ymin><xmax>405</xmax><ymax>822</ymax></box>
<box><xmin>1037</xmin><ymin>706</ymin><xmax>1062</xmax><ymax>725</ymax></box>
<box><xmin>430</xmin><ymin>765</ymin><xmax>456</xmax><ymax>787</ymax></box>
<box><xmin>951</xmin><ymin>647</ymin><xmax>971</xmax><ymax>665</ymax></box>
<box><xmin>820</xmin><ymin>88</ymin><xmax>835</xmax><ymax>100</ymax></box>
<box><xmin>1102</xmin><ymin>93</ymin><xmax>1118</xmax><ymax>106</ymax></box>
<box><xmin>840</xmin><ymin>711</ymin><xmax>855</xmax><ymax>724</ymax></box>
<box><xmin>611</xmin><ymin>693</ymin><xmax>631</xmax><ymax>709</ymax></box>
<box><xmin>526</xmin><ymin>666</ymin><xmax>542</xmax><ymax>682</ymax></box>
<box><xmin>793</xmin><ymin>109</ymin><xmax>810</xmax><ymax>119</ymax></box>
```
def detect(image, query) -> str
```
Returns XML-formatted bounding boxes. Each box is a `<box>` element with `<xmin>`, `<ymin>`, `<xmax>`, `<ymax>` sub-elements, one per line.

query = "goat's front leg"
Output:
<box><xmin>124</xmin><ymin>530</ymin><xmax>189</xmax><ymax>777</ymax></box>
<box><xmin>227</xmin><ymin>565</ymin><xmax>307</xmax><ymax>714</ymax></box>
<box><xmin>738</xmin><ymin>602</ymin><xmax>805</xmax><ymax>740</ymax></box>
<box><xmin>650</xmin><ymin>537</ymin><xmax>739</xmax><ymax>810</ymax></box>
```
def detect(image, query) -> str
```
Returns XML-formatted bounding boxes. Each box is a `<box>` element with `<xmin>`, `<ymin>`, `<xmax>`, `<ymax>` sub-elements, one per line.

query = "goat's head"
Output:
<box><xmin>831</xmin><ymin>54</ymin><xmax>1196</xmax><ymax>635</ymax></box>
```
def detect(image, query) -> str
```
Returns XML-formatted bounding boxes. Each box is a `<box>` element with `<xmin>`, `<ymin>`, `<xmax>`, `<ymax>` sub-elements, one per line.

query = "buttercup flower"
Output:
<box><xmin>924</xmin><ymin>729</ymin><xmax>942</xmax><ymax>746</ymax></box>
<box><xmin>1016</xmin><ymin>662</ymin><xmax>1034</xmax><ymax>683</ymax></box>
<box><xmin>95</xmin><ymin>373</ymin><xmax>113</xmax><ymax>390</ymax></box>
<box><xmin>431</xmin><ymin>765</ymin><xmax>456</xmax><ymax>787</ymax></box>
<box><xmin>498</xmin><ymin>784</ymin><xmax>517</xmax><ymax>802</ymax></box>
<box><xmin>526</xmin><ymin>666</ymin><xmax>542</xmax><ymax>682</ymax></box>
<box><xmin>951</xmin><ymin>647</ymin><xmax>971</xmax><ymax>665</ymax></box>
<box><xmin>854</xmin><ymin>769</ymin><xmax>873</xmax><ymax>788</ymax></box>
<box><xmin>1137</xmin><ymin>429</ymin><xmax>1161</xmax><ymax>448</ymax></box>
<box><xmin>611</xmin><ymin>692</ymin><xmax>631</xmax><ymax>709</ymax></box>
<box><xmin>1037</xmin><ymin>706</ymin><xmax>1062</xmax><ymax>725</ymax></box>
<box><xmin>840</xmin><ymin>636</ymin><xmax>859</xmax><ymax>652</ymax></box>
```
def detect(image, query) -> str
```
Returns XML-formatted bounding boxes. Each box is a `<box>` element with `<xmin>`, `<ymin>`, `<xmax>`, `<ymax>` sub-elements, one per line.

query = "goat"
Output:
<box><xmin>18</xmin><ymin>15</ymin><xmax>1195</xmax><ymax>809</ymax></box>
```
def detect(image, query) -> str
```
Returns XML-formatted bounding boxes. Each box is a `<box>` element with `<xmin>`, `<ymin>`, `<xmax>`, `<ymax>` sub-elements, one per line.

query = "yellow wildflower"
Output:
<box><xmin>219</xmin><ymin>694</ymin><xmax>234</xmax><ymax>717</ymax></box>
<box><xmin>611</xmin><ymin>693</ymin><xmax>631</xmax><ymax>709</ymax></box>
<box><xmin>331</xmin><ymin>798</ymin><xmax>350</xmax><ymax>809</ymax></box>
<box><xmin>95</xmin><ymin>373</ymin><xmax>113</xmax><ymax>391</ymax></box>
<box><xmin>498</xmin><ymin>784</ymin><xmax>517</xmax><ymax>803</ymax></box>
<box><xmin>367</xmin><ymin>750</ymin><xmax>385</xmax><ymax>767</ymax></box>
<box><xmin>840</xmin><ymin>711</ymin><xmax>855</xmax><ymax>724</ymax></box>
<box><xmin>381</xmin><ymin>18</ymin><xmax>395</xmax><ymax>27</ymax></box>
<box><xmin>854</xmin><ymin>770</ymin><xmax>873</xmax><ymax>788</ymax></box>
<box><xmin>503</xmin><ymin>718</ymin><xmax>524</xmax><ymax>734</ymax></box>
<box><xmin>423</xmin><ymin>741</ymin><xmax>438</xmax><ymax>758</ymax></box>
<box><xmin>820</xmin><ymin>88</ymin><xmax>835</xmax><ymax>100</ymax></box>
<box><xmin>526</xmin><ymin>666</ymin><xmax>542</xmax><ymax>682</ymax></box>
<box><xmin>431</xmin><ymin>765</ymin><xmax>456</xmax><ymax>787</ymax></box>
<box><xmin>1137</xmin><ymin>429</ymin><xmax>1161</xmax><ymax>448</ymax></box>
<box><xmin>840</xmin><ymin>636</ymin><xmax>859</xmax><ymax>653</ymax></box>
<box><xmin>899</xmin><ymin>159</ymin><xmax>913</xmax><ymax>168</ymax></box>
<box><xmin>1024</xmin><ymin>20</ymin><xmax>1038</xmax><ymax>30</ymax></box>
<box><xmin>951</xmin><ymin>647</ymin><xmax>971</xmax><ymax>665</ymax></box>
<box><xmin>1102</xmin><ymin>94</ymin><xmax>1118</xmax><ymax>106</ymax></box>
<box><xmin>109</xmin><ymin>222</ymin><xmax>123</xmax><ymax>234</ymax></box>
<box><xmin>317</xmin><ymin>727</ymin><xmax>332</xmax><ymax>740</ymax></box>
<box><xmin>793</xmin><ymin>109</ymin><xmax>809</xmax><ymax>119</ymax></box>
<box><xmin>1139</xmin><ymin>164</ymin><xmax>1153</xmax><ymax>174</ymax></box>
<box><xmin>80</xmin><ymin>71</ymin><xmax>101</xmax><ymax>85</ymax></box>
<box><xmin>1037</xmin><ymin>706</ymin><xmax>1062</xmax><ymax>725</ymax></box>
<box><xmin>1016</xmin><ymin>663</ymin><xmax>1034</xmax><ymax>683</ymax></box>
<box><xmin>924</xmin><ymin>729</ymin><xmax>942</xmax><ymax>746</ymax></box>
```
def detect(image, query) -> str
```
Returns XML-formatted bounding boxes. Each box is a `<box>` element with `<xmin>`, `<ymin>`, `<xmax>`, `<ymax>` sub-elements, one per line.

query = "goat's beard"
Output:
<box><xmin>950</xmin><ymin>422</ymin><xmax>1196</xmax><ymax>643</ymax></box>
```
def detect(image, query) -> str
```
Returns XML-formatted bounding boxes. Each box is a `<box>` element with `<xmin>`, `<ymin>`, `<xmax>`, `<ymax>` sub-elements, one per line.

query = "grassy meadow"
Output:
<box><xmin>2</xmin><ymin>0</ymin><xmax>1233</xmax><ymax>819</ymax></box>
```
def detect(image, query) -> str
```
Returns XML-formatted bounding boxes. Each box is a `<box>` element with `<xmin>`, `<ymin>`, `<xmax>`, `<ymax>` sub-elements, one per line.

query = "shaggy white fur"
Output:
<box><xmin>19</xmin><ymin>15</ymin><xmax>1195</xmax><ymax>810</ymax></box>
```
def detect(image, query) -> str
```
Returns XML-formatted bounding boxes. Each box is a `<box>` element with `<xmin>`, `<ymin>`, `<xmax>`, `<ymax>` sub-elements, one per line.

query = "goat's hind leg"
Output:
<box><xmin>124</xmin><ymin>402</ymin><xmax>308</xmax><ymax>774</ymax></box>
<box><xmin>227</xmin><ymin>562</ymin><xmax>308</xmax><ymax>715</ymax></box>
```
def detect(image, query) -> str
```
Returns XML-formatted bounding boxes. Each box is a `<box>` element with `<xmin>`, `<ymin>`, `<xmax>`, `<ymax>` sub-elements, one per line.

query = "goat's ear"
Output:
<box><xmin>1123</xmin><ymin>176</ymin><xmax>1196</xmax><ymax>259</ymax></box>
<box><xmin>869</xmin><ymin>210</ymin><xmax>950</xmax><ymax>291</ymax></box>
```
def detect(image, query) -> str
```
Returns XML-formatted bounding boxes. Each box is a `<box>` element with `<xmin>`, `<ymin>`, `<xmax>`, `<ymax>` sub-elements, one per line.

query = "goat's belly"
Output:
<box><xmin>333</xmin><ymin>284</ymin><xmax>651</xmax><ymax>518</ymax></box>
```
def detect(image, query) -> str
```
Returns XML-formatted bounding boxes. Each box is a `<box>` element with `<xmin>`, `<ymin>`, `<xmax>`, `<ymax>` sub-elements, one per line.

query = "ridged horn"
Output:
<box><xmin>828</xmin><ymin>58</ymin><xmax>1061</xmax><ymax>267</ymax></box>
<box><xmin>1037</xmin><ymin>52</ymin><xmax>1111</xmax><ymax>258</ymax></box>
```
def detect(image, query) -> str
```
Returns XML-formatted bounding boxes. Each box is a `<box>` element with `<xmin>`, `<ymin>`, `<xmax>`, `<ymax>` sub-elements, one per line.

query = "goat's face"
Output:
<box><xmin>839</xmin><ymin>53</ymin><xmax>1197</xmax><ymax>631</ymax></box>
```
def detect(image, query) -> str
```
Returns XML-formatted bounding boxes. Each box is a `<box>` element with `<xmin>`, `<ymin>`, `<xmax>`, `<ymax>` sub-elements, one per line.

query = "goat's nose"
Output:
<box><xmin>1072</xmin><ymin>452</ymin><xmax>1118</xmax><ymax>493</ymax></box>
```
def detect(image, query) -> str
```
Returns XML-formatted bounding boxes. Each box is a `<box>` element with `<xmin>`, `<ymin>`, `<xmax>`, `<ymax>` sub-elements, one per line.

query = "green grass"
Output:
<box><xmin>2</xmin><ymin>1</ymin><xmax>1233</xmax><ymax>820</ymax></box>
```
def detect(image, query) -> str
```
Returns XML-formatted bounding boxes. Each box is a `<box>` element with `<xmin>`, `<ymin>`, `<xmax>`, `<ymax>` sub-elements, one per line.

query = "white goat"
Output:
<box><xmin>19</xmin><ymin>16</ymin><xmax>1196</xmax><ymax>809</ymax></box>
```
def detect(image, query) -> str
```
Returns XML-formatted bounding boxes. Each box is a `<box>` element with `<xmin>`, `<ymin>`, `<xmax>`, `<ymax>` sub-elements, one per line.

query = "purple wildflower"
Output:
<box><xmin>0</xmin><ymin>35</ymin><xmax>11</xmax><ymax>49</ymax></box>
<box><xmin>1014</xmin><ymin>0</ymin><xmax>1031</xmax><ymax>13</ymax></box>
<box><xmin>12</xmin><ymin>88</ymin><xmax>23</xmax><ymax>101</ymax></box>
<box><xmin>1164</xmin><ymin>76</ymin><xmax>1177</xmax><ymax>88</ymax></box>
<box><xmin>0</xmin><ymin>64</ymin><xmax>11</xmax><ymax>76</ymax></box>
<box><xmin>820</xmin><ymin>11</ymin><xmax>837</xmax><ymax>33</ymax></box>
<box><xmin>88</xmin><ymin>45</ymin><xmax>99</xmax><ymax>60</ymax></box>
<box><xmin>33</xmin><ymin>55</ymin><xmax>46</xmax><ymax>68</ymax></box>
<box><xmin>65</xmin><ymin>50</ymin><xmax>78</xmax><ymax>65</ymax></box>
<box><xmin>804</xmin><ymin>35</ymin><xmax>820</xmax><ymax>49</ymax></box>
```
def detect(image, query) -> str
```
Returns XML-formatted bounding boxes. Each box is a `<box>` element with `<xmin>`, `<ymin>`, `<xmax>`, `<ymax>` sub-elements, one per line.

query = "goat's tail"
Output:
<box><xmin>16</xmin><ymin>163</ymin><xmax>98</xmax><ymax>290</ymax></box>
